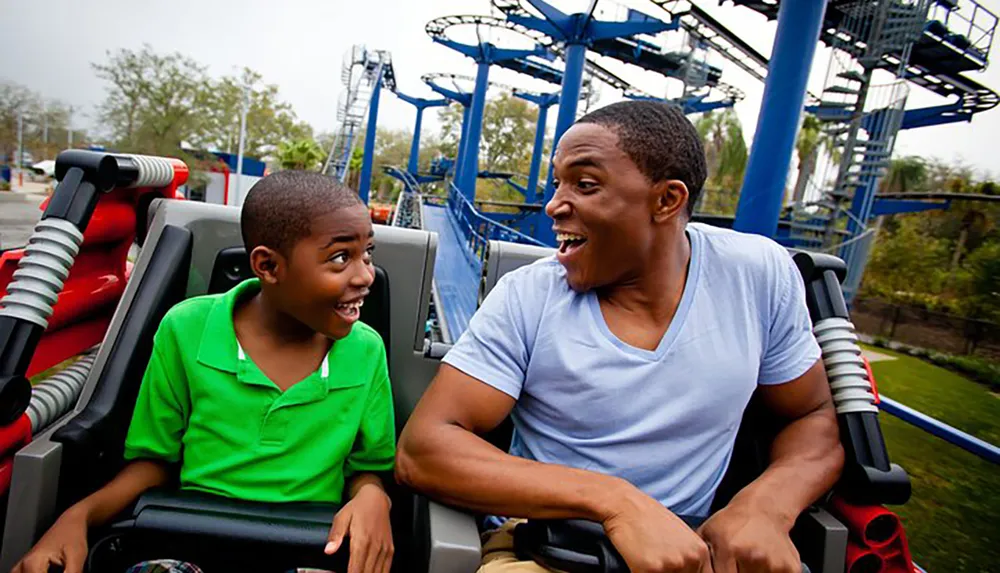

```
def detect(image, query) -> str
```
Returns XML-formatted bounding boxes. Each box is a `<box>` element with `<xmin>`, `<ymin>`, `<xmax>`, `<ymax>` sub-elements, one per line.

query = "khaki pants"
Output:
<box><xmin>479</xmin><ymin>519</ymin><xmax>565</xmax><ymax>573</ymax></box>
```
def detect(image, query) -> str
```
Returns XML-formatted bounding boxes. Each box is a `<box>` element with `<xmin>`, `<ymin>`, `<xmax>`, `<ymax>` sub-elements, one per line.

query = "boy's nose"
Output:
<box><xmin>350</xmin><ymin>264</ymin><xmax>375</xmax><ymax>288</ymax></box>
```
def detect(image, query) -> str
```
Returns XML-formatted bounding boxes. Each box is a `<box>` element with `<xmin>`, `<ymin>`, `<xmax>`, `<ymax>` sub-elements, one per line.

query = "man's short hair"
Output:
<box><xmin>241</xmin><ymin>170</ymin><xmax>363</xmax><ymax>254</ymax></box>
<box><xmin>576</xmin><ymin>100</ymin><xmax>708</xmax><ymax>216</ymax></box>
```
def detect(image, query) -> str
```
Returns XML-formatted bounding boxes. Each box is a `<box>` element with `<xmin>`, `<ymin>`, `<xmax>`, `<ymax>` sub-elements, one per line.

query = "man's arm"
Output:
<box><xmin>396</xmin><ymin>363</ymin><xmax>626</xmax><ymax>521</ymax></box>
<box><xmin>397</xmin><ymin>364</ymin><xmax>713</xmax><ymax>573</ymax></box>
<box><xmin>698</xmin><ymin>362</ymin><xmax>844</xmax><ymax>573</ymax></box>
<box><xmin>731</xmin><ymin>360</ymin><xmax>844</xmax><ymax>527</ymax></box>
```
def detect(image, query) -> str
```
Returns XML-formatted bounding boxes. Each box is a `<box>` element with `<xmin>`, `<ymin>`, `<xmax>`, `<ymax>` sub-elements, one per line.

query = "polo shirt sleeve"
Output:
<box><xmin>758</xmin><ymin>249</ymin><xmax>822</xmax><ymax>386</ymax></box>
<box><xmin>123</xmin><ymin>320</ymin><xmax>191</xmax><ymax>463</ymax></box>
<box><xmin>441</xmin><ymin>272</ymin><xmax>530</xmax><ymax>400</ymax></box>
<box><xmin>344</xmin><ymin>341</ymin><xmax>395</xmax><ymax>475</ymax></box>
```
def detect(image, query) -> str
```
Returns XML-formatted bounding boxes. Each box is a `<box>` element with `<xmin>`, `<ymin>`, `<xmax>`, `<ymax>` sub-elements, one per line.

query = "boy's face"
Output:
<box><xmin>267</xmin><ymin>203</ymin><xmax>376</xmax><ymax>340</ymax></box>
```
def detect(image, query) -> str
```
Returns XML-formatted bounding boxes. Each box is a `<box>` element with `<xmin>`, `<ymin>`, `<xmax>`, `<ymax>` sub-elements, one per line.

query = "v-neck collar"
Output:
<box><xmin>586</xmin><ymin>226</ymin><xmax>703</xmax><ymax>361</ymax></box>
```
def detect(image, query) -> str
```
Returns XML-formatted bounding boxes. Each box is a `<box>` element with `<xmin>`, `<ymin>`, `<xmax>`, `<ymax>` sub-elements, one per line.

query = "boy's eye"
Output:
<box><xmin>329</xmin><ymin>252</ymin><xmax>349</xmax><ymax>265</ymax></box>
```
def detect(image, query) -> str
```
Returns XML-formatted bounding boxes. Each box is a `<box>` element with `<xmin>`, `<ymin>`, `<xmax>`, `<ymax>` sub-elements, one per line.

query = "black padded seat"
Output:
<box><xmin>89</xmin><ymin>490</ymin><xmax>347</xmax><ymax>573</ymax></box>
<box><xmin>52</xmin><ymin>225</ymin><xmax>193</xmax><ymax>508</ymax></box>
<box><xmin>207</xmin><ymin>246</ymin><xmax>392</xmax><ymax>362</ymax></box>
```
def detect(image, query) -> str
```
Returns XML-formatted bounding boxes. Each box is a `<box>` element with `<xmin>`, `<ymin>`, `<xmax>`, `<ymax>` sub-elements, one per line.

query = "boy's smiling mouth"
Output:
<box><xmin>334</xmin><ymin>297</ymin><xmax>365</xmax><ymax>323</ymax></box>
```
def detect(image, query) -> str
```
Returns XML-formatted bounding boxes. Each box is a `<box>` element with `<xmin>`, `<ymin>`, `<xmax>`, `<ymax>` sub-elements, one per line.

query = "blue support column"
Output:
<box><xmin>458</xmin><ymin>62</ymin><xmax>491</xmax><ymax>202</ymax></box>
<box><xmin>732</xmin><ymin>0</ymin><xmax>827</xmax><ymax>237</ymax></box>
<box><xmin>358</xmin><ymin>70</ymin><xmax>384</xmax><ymax>204</ymax></box>
<box><xmin>526</xmin><ymin>108</ymin><xmax>548</xmax><ymax>203</ymax></box>
<box><xmin>455</xmin><ymin>105</ymin><xmax>471</xmax><ymax>184</ymax></box>
<box><xmin>534</xmin><ymin>42</ymin><xmax>587</xmax><ymax>246</ymax></box>
<box><xmin>408</xmin><ymin>107</ymin><xmax>425</xmax><ymax>175</ymax></box>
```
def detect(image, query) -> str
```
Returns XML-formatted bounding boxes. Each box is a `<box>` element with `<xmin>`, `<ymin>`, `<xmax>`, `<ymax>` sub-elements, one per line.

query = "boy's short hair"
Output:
<box><xmin>576</xmin><ymin>100</ymin><xmax>708</xmax><ymax>216</ymax></box>
<box><xmin>241</xmin><ymin>170</ymin><xmax>364</xmax><ymax>254</ymax></box>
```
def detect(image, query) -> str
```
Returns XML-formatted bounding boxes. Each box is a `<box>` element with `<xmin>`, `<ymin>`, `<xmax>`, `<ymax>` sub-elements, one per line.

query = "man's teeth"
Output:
<box><xmin>556</xmin><ymin>233</ymin><xmax>586</xmax><ymax>242</ymax></box>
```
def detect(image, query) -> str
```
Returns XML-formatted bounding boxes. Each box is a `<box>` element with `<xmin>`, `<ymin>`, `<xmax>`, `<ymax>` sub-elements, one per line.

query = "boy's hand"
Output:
<box><xmin>325</xmin><ymin>482</ymin><xmax>394</xmax><ymax>573</ymax></box>
<box><xmin>11</xmin><ymin>508</ymin><xmax>88</xmax><ymax>573</ymax></box>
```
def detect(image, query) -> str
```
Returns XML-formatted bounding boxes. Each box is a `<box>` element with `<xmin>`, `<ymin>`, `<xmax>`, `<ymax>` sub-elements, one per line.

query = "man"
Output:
<box><xmin>396</xmin><ymin>101</ymin><xmax>844</xmax><ymax>573</ymax></box>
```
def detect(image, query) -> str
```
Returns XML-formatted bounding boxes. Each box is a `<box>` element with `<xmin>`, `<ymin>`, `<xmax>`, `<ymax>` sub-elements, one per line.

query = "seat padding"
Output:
<box><xmin>89</xmin><ymin>490</ymin><xmax>347</xmax><ymax>573</ymax></box>
<box><xmin>52</xmin><ymin>225</ymin><xmax>193</xmax><ymax>507</ymax></box>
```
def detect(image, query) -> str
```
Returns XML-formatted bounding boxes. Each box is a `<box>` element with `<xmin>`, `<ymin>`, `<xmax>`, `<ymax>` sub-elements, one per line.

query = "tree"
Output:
<box><xmin>194</xmin><ymin>68</ymin><xmax>312</xmax><ymax>159</ymax></box>
<box><xmin>0</xmin><ymin>81</ymin><xmax>78</xmax><ymax>163</ymax></box>
<box><xmin>92</xmin><ymin>46</ymin><xmax>311</xmax><ymax>162</ymax></box>
<box><xmin>693</xmin><ymin>108</ymin><xmax>747</xmax><ymax>214</ymax></box>
<box><xmin>93</xmin><ymin>45</ymin><xmax>208</xmax><ymax>156</ymax></box>
<box><xmin>881</xmin><ymin>156</ymin><xmax>928</xmax><ymax>194</ymax></box>
<box><xmin>791</xmin><ymin>114</ymin><xmax>837</xmax><ymax>204</ymax></box>
<box><xmin>277</xmin><ymin>138</ymin><xmax>324</xmax><ymax>171</ymax></box>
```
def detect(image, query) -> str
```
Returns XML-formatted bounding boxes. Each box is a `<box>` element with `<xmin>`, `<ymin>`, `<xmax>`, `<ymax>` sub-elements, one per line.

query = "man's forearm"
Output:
<box><xmin>729</xmin><ymin>404</ymin><xmax>844</xmax><ymax>529</ymax></box>
<box><xmin>397</xmin><ymin>422</ymin><xmax>633</xmax><ymax>523</ymax></box>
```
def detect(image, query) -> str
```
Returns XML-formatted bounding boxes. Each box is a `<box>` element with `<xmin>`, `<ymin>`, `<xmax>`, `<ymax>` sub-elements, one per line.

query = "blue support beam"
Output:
<box><xmin>455</xmin><ymin>105</ymin><xmax>472</xmax><ymax>184</ymax></box>
<box><xmin>514</xmin><ymin>91</ymin><xmax>559</xmax><ymax>203</ymax></box>
<box><xmin>358</xmin><ymin>66</ymin><xmax>384</xmax><ymax>204</ymax></box>
<box><xmin>734</xmin><ymin>0</ymin><xmax>828</xmax><ymax>238</ymax></box>
<box><xmin>458</xmin><ymin>62</ymin><xmax>492</xmax><ymax>202</ymax></box>
<box><xmin>511</xmin><ymin>1</ymin><xmax>674</xmax><ymax>246</ymax></box>
<box><xmin>880</xmin><ymin>396</ymin><xmax>1000</xmax><ymax>465</ymax></box>
<box><xmin>394</xmin><ymin>91</ymin><xmax>449</xmax><ymax>175</ymax></box>
<box><xmin>871</xmin><ymin>198</ymin><xmax>950</xmax><ymax>216</ymax></box>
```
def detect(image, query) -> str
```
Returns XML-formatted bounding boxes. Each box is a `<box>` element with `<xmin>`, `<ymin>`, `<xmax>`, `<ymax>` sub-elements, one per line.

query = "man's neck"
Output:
<box><xmin>599</xmin><ymin>224</ymin><xmax>692</xmax><ymax>324</ymax></box>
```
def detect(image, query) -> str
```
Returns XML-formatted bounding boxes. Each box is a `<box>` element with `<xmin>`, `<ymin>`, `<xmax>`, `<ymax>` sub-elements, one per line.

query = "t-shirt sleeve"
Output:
<box><xmin>441</xmin><ymin>272</ymin><xmax>530</xmax><ymax>400</ymax></box>
<box><xmin>758</xmin><ymin>250</ymin><xmax>822</xmax><ymax>386</ymax></box>
<box><xmin>345</xmin><ymin>341</ymin><xmax>396</xmax><ymax>475</ymax></box>
<box><xmin>123</xmin><ymin>322</ymin><xmax>191</xmax><ymax>463</ymax></box>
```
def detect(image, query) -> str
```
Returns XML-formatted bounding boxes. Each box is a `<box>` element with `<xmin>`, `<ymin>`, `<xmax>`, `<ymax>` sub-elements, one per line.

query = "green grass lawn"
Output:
<box><xmin>864</xmin><ymin>345</ymin><xmax>999</xmax><ymax>572</ymax></box>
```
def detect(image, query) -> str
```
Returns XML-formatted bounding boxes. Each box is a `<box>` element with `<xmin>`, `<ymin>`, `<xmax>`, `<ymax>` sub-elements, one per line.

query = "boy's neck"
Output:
<box><xmin>243</xmin><ymin>291</ymin><xmax>325</xmax><ymax>347</ymax></box>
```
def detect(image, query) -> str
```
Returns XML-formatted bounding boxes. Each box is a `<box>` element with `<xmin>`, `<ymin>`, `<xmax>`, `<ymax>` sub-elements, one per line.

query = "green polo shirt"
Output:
<box><xmin>123</xmin><ymin>278</ymin><xmax>395</xmax><ymax>503</ymax></box>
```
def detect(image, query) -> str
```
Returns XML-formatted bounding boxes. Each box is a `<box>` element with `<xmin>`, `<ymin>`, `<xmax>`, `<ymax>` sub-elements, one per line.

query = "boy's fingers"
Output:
<box><xmin>347</xmin><ymin>533</ymin><xmax>368</xmax><ymax>573</ymax></box>
<box><xmin>326</xmin><ymin>512</ymin><xmax>352</xmax><ymax>555</ymax></box>
<box><xmin>63</xmin><ymin>545</ymin><xmax>86</xmax><ymax>573</ymax></box>
<box><xmin>361</xmin><ymin>538</ymin><xmax>380</xmax><ymax>573</ymax></box>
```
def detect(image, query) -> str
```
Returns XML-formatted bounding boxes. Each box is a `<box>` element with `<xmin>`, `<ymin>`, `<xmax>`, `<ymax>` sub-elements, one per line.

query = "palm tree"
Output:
<box><xmin>277</xmin><ymin>138</ymin><xmax>324</xmax><ymax>171</ymax></box>
<box><xmin>791</xmin><ymin>114</ymin><xmax>836</xmax><ymax>205</ymax></box>
<box><xmin>881</xmin><ymin>156</ymin><xmax>928</xmax><ymax>194</ymax></box>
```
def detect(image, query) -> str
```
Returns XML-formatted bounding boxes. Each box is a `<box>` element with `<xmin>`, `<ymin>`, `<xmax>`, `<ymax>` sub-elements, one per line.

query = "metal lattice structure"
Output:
<box><xmin>323</xmin><ymin>45</ymin><xmax>395</xmax><ymax>182</ymax></box>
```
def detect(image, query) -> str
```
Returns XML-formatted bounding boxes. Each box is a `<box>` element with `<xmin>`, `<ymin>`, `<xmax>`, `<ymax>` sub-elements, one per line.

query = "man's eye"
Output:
<box><xmin>578</xmin><ymin>180</ymin><xmax>597</xmax><ymax>190</ymax></box>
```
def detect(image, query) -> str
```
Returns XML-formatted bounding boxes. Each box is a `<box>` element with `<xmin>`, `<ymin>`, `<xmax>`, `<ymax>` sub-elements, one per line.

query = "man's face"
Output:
<box><xmin>272</xmin><ymin>203</ymin><xmax>375</xmax><ymax>340</ymax></box>
<box><xmin>546</xmin><ymin>122</ymin><xmax>657</xmax><ymax>292</ymax></box>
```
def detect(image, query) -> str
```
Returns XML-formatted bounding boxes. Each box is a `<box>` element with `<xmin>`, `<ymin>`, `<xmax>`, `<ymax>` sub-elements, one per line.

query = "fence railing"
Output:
<box><xmin>446</xmin><ymin>183</ymin><xmax>546</xmax><ymax>266</ymax></box>
<box><xmin>851</xmin><ymin>296</ymin><xmax>999</xmax><ymax>360</ymax></box>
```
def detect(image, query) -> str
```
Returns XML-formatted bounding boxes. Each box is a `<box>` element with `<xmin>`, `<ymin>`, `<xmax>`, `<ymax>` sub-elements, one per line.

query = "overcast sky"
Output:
<box><xmin>4</xmin><ymin>0</ymin><xmax>1000</xmax><ymax>178</ymax></box>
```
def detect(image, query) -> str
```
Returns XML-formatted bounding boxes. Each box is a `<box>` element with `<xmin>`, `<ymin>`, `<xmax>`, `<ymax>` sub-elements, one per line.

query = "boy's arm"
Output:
<box><xmin>14</xmin><ymin>324</ymin><xmax>188</xmax><ymax>573</ymax></box>
<box><xmin>323</xmin><ymin>342</ymin><xmax>395</xmax><ymax>573</ymax></box>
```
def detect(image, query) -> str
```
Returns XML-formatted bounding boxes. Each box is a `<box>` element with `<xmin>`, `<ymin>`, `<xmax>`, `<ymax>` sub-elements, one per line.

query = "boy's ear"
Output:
<box><xmin>651</xmin><ymin>179</ymin><xmax>689</xmax><ymax>224</ymax></box>
<box><xmin>249</xmin><ymin>245</ymin><xmax>284</xmax><ymax>285</ymax></box>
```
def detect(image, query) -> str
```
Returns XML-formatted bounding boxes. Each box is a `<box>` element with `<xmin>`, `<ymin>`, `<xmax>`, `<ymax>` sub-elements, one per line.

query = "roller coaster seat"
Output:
<box><xmin>1</xmin><ymin>199</ymin><xmax>482</xmax><ymax>573</ymax></box>
<box><xmin>471</xmin><ymin>240</ymin><xmax>857</xmax><ymax>573</ymax></box>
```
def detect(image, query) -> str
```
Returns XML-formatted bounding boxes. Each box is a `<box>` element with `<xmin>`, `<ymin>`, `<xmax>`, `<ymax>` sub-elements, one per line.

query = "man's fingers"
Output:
<box><xmin>326</xmin><ymin>511</ymin><xmax>353</xmax><ymax>555</ymax></box>
<box><xmin>706</xmin><ymin>543</ymin><xmax>736</xmax><ymax>573</ymax></box>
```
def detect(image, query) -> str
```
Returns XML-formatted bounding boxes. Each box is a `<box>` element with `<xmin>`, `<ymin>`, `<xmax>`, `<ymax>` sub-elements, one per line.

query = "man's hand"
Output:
<box><xmin>697</xmin><ymin>501</ymin><xmax>800</xmax><ymax>573</ymax></box>
<box><xmin>325</xmin><ymin>482</ymin><xmax>394</xmax><ymax>573</ymax></box>
<box><xmin>11</xmin><ymin>507</ymin><xmax>88</xmax><ymax>573</ymax></box>
<box><xmin>602</xmin><ymin>488</ymin><xmax>711</xmax><ymax>573</ymax></box>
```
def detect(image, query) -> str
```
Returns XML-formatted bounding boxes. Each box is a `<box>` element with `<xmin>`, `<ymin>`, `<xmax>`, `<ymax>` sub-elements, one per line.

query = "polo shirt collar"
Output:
<box><xmin>197</xmin><ymin>278</ymin><xmax>260</xmax><ymax>374</ymax></box>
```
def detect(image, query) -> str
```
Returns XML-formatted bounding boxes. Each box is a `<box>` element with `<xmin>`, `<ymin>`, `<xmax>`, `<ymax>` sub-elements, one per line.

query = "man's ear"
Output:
<box><xmin>651</xmin><ymin>179</ymin><xmax>689</xmax><ymax>223</ymax></box>
<box><xmin>249</xmin><ymin>245</ymin><xmax>284</xmax><ymax>285</ymax></box>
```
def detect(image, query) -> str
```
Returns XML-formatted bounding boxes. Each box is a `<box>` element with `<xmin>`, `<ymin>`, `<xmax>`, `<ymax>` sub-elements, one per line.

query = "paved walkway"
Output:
<box><xmin>0</xmin><ymin>190</ymin><xmax>46</xmax><ymax>250</ymax></box>
<box><xmin>862</xmin><ymin>348</ymin><xmax>898</xmax><ymax>362</ymax></box>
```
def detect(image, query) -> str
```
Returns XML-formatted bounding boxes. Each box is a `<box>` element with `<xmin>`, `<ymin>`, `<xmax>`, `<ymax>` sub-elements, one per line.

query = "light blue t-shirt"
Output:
<box><xmin>442</xmin><ymin>223</ymin><xmax>821</xmax><ymax>518</ymax></box>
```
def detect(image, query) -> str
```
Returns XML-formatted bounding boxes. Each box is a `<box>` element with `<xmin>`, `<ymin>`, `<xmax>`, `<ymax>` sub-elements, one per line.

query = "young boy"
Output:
<box><xmin>12</xmin><ymin>171</ymin><xmax>396</xmax><ymax>573</ymax></box>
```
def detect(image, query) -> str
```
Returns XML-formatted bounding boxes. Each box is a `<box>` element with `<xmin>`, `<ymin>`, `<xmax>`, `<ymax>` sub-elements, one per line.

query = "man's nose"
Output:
<box><xmin>545</xmin><ymin>189</ymin><xmax>571</xmax><ymax>219</ymax></box>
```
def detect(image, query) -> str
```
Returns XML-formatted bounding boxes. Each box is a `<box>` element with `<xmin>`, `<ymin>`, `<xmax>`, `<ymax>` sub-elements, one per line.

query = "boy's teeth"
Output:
<box><xmin>556</xmin><ymin>233</ymin><xmax>585</xmax><ymax>242</ymax></box>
